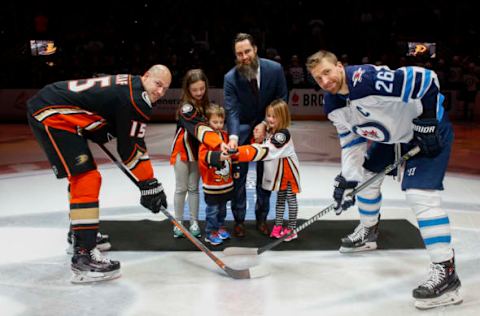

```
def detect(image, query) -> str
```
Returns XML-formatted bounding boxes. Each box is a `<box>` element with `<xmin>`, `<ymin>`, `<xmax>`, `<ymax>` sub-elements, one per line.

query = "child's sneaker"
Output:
<box><xmin>173</xmin><ymin>225</ymin><xmax>184</xmax><ymax>238</ymax></box>
<box><xmin>282</xmin><ymin>228</ymin><xmax>298</xmax><ymax>242</ymax></box>
<box><xmin>270</xmin><ymin>225</ymin><xmax>283</xmax><ymax>238</ymax></box>
<box><xmin>218</xmin><ymin>227</ymin><xmax>231</xmax><ymax>240</ymax></box>
<box><xmin>189</xmin><ymin>220</ymin><xmax>201</xmax><ymax>238</ymax></box>
<box><xmin>205</xmin><ymin>231</ymin><xmax>223</xmax><ymax>245</ymax></box>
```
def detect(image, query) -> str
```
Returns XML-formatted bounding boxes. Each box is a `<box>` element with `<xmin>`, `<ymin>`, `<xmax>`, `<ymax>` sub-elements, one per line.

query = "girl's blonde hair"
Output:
<box><xmin>205</xmin><ymin>103</ymin><xmax>225</xmax><ymax>120</ymax></box>
<box><xmin>266</xmin><ymin>99</ymin><xmax>291</xmax><ymax>130</ymax></box>
<box><xmin>178</xmin><ymin>69</ymin><xmax>210</xmax><ymax>118</ymax></box>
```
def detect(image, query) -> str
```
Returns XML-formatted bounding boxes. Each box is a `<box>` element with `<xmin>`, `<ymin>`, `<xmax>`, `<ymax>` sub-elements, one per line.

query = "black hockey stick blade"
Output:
<box><xmin>97</xmin><ymin>143</ymin><xmax>269</xmax><ymax>279</ymax></box>
<box><xmin>223</xmin><ymin>146</ymin><xmax>421</xmax><ymax>256</ymax></box>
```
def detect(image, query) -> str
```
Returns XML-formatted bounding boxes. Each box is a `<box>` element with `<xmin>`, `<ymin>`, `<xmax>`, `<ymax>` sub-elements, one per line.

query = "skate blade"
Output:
<box><xmin>414</xmin><ymin>289</ymin><xmax>463</xmax><ymax>310</ymax></box>
<box><xmin>339</xmin><ymin>242</ymin><xmax>377</xmax><ymax>253</ymax></box>
<box><xmin>71</xmin><ymin>270</ymin><xmax>121</xmax><ymax>284</ymax></box>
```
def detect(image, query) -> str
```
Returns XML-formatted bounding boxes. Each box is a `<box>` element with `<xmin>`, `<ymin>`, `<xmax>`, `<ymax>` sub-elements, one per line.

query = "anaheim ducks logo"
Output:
<box><xmin>181</xmin><ymin>104</ymin><xmax>193</xmax><ymax>114</ymax></box>
<box><xmin>214</xmin><ymin>160</ymin><xmax>231</xmax><ymax>182</ymax></box>
<box><xmin>274</xmin><ymin>132</ymin><xmax>286</xmax><ymax>144</ymax></box>
<box><xmin>75</xmin><ymin>154</ymin><xmax>89</xmax><ymax>166</ymax></box>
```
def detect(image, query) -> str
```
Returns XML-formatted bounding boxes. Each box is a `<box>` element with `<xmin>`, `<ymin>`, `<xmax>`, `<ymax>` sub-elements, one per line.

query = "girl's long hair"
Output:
<box><xmin>178</xmin><ymin>69</ymin><xmax>210</xmax><ymax>118</ymax></box>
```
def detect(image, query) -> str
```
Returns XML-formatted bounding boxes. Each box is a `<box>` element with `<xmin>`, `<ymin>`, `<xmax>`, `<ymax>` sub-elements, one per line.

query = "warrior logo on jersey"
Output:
<box><xmin>352</xmin><ymin>68</ymin><xmax>365</xmax><ymax>87</ymax></box>
<box><xmin>181</xmin><ymin>104</ymin><xmax>193</xmax><ymax>114</ymax></box>
<box><xmin>353</xmin><ymin>122</ymin><xmax>391</xmax><ymax>142</ymax></box>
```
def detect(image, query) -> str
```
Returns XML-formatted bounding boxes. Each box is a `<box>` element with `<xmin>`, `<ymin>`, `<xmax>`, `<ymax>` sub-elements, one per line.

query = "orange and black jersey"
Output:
<box><xmin>27</xmin><ymin>74</ymin><xmax>155</xmax><ymax>181</ymax></box>
<box><xmin>170</xmin><ymin>103</ymin><xmax>223</xmax><ymax>165</ymax></box>
<box><xmin>198</xmin><ymin>130</ymin><xmax>234</xmax><ymax>204</ymax></box>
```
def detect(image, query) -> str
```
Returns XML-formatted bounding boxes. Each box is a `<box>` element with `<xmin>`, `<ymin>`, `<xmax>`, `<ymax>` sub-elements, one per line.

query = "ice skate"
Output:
<box><xmin>339</xmin><ymin>220</ymin><xmax>379</xmax><ymax>253</ymax></box>
<box><xmin>71</xmin><ymin>247</ymin><xmax>121</xmax><ymax>284</ymax></box>
<box><xmin>413</xmin><ymin>258</ymin><xmax>462</xmax><ymax>310</ymax></box>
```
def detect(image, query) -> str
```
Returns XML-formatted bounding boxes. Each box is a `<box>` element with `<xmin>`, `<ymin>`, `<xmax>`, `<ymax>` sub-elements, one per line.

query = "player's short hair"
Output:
<box><xmin>206</xmin><ymin>103</ymin><xmax>225</xmax><ymax>120</ymax></box>
<box><xmin>306</xmin><ymin>50</ymin><xmax>339</xmax><ymax>71</ymax></box>
<box><xmin>266</xmin><ymin>99</ymin><xmax>291</xmax><ymax>130</ymax></box>
<box><xmin>233</xmin><ymin>33</ymin><xmax>256</xmax><ymax>51</ymax></box>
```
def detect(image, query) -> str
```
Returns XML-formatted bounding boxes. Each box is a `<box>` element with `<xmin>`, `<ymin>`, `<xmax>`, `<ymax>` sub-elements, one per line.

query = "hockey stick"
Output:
<box><xmin>97</xmin><ymin>143</ymin><xmax>268</xmax><ymax>279</ymax></box>
<box><xmin>223</xmin><ymin>145</ymin><xmax>421</xmax><ymax>256</ymax></box>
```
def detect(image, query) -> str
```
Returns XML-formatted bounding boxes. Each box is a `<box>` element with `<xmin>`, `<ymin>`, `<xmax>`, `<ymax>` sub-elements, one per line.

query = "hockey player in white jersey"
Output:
<box><xmin>306</xmin><ymin>50</ymin><xmax>462</xmax><ymax>310</ymax></box>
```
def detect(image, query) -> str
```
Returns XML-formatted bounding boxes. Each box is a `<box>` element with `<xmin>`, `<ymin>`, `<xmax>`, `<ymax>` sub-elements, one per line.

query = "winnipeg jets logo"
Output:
<box><xmin>353</xmin><ymin>122</ymin><xmax>390</xmax><ymax>142</ymax></box>
<box><xmin>360</xmin><ymin>129</ymin><xmax>379</xmax><ymax>139</ymax></box>
<box><xmin>352</xmin><ymin>68</ymin><xmax>365</xmax><ymax>87</ymax></box>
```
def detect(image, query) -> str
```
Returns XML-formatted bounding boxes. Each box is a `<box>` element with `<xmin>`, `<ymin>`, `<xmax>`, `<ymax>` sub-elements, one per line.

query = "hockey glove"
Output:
<box><xmin>81</xmin><ymin>123</ymin><xmax>114</xmax><ymax>144</ymax></box>
<box><xmin>333</xmin><ymin>174</ymin><xmax>358</xmax><ymax>215</ymax></box>
<box><xmin>138</xmin><ymin>178</ymin><xmax>167</xmax><ymax>213</ymax></box>
<box><xmin>412</xmin><ymin>118</ymin><xmax>442</xmax><ymax>157</ymax></box>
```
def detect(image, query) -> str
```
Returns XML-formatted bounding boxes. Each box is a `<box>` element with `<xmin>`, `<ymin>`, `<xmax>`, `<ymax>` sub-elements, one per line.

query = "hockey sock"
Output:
<box><xmin>69</xmin><ymin>169</ymin><xmax>101</xmax><ymax>250</ymax></box>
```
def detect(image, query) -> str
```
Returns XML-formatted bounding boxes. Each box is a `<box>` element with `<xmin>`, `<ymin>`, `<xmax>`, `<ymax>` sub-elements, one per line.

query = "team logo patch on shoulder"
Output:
<box><xmin>142</xmin><ymin>91</ymin><xmax>152</xmax><ymax>107</ymax></box>
<box><xmin>352</xmin><ymin>68</ymin><xmax>365</xmax><ymax>87</ymax></box>
<box><xmin>181</xmin><ymin>104</ymin><xmax>193</xmax><ymax>114</ymax></box>
<box><xmin>274</xmin><ymin>132</ymin><xmax>287</xmax><ymax>144</ymax></box>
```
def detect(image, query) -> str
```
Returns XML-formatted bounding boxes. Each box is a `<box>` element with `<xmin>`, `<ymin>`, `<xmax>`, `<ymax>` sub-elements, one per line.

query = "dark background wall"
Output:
<box><xmin>0</xmin><ymin>0</ymin><xmax>478</xmax><ymax>89</ymax></box>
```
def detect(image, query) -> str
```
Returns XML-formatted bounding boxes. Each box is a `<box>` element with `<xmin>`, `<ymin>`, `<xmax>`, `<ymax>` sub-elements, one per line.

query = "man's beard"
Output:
<box><xmin>236</xmin><ymin>56</ymin><xmax>259</xmax><ymax>80</ymax></box>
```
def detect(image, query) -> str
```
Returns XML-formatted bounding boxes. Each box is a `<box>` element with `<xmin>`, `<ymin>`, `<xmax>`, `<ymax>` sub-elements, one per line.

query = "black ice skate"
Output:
<box><xmin>71</xmin><ymin>247</ymin><xmax>121</xmax><ymax>284</ymax></box>
<box><xmin>339</xmin><ymin>219</ymin><xmax>379</xmax><ymax>253</ymax></box>
<box><xmin>413</xmin><ymin>257</ymin><xmax>462</xmax><ymax>310</ymax></box>
<box><xmin>67</xmin><ymin>231</ymin><xmax>112</xmax><ymax>254</ymax></box>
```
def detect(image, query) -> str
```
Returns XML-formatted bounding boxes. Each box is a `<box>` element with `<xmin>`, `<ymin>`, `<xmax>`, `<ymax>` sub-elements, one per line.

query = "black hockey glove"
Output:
<box><xmin>412</xmin><ymin>118</ymin><xmax>442</xmax><ymax>157</ymax></box>
<box><xmin>333</xmin><ymin>174</ymin><xmax>358</xmax><ymax>215</ymax></box>
<box><xmin>138</xmin><ymin>178</ymin><xmax>167</xmax><ymax>214</ymax></box>
<box><xmin>81</xmin><ymin>124</ymin><xmax>114</xmax><ymax>144</ymax></box>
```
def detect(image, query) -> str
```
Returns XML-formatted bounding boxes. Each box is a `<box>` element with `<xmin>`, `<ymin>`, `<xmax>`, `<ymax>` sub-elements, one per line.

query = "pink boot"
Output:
<box><xmin>270</xmin><ymin>225</ymin><xmax>283</xmax><ymax>238</ymax></box>
<box><xmin>282</xmin><ymin>228</ymin><xmax>298</xmax><ymax>242</ymax></box>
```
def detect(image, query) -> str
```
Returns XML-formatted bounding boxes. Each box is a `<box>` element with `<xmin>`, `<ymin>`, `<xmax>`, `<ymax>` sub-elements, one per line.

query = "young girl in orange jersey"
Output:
<box><xmin>170</xmin><ymin>69</ymin><xmax>228</xmax><ymax>238</ymax></box>
<box><xmin>236</xmin><ymin>99</ymin><xmax>301</xmax><ymax>241</ymax></box>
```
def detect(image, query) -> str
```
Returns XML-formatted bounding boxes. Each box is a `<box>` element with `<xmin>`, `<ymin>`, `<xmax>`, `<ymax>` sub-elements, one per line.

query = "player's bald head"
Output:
<box><xmin>142</xmin><ymin>64</ymin><xmax>172</xmax><ymax>103</ymax></box>
<box><xmin>146</xmin><ymin>64</ymin><xmax>172</xmax><ymax>83</ymax></box>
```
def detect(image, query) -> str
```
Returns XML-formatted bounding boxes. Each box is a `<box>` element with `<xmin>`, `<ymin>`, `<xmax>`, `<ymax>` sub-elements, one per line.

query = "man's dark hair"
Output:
<box><xmin>233</xmin><ymin>33</ymin><xmax>256</xmax><ymax>51</ymax></box>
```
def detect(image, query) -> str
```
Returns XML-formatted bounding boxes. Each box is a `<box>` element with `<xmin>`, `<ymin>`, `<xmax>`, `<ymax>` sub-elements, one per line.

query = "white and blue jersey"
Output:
<box><xmin>325</xmin><ymin>64</ymin><xmax>453</xmax><ymax>190</ymax></box>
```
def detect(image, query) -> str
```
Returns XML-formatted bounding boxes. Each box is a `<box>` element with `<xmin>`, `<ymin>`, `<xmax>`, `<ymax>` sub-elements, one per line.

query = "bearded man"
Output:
<box><xmin>224</xmin><ymin>33</ymin><xmax>288</xmax><ymax>237</ymax></box>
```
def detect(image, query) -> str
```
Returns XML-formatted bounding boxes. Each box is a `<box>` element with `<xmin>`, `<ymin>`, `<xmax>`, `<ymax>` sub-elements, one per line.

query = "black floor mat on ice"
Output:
<box><xmin>100</xmin><ymin>219</ymin><xmax>424</xmax><ymax>251</ymax></box>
